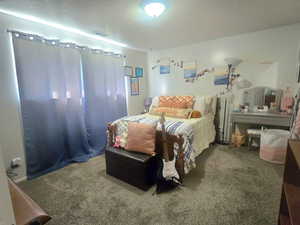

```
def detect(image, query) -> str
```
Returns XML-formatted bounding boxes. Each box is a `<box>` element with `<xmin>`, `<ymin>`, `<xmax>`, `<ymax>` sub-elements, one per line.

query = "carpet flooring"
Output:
<box><xmin>19</xmin><ymin>145</ymin><xmax>283</xmax><ymax>225</ymax></box>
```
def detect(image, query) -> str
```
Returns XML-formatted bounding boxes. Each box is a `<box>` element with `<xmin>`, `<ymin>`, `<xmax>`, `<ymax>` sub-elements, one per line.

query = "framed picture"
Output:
<box><xmin>124</xmin><ymin>66</ymin><xmax>133</xmax><ymax>77</ymax></box>
<box><xmin>183</xmin><ymin>61</ymin><xmax>197</xmax><ymax>79</ymax></box>
<box><xmin>130</xmin><ymin>78</ymin><xmax>139</xmax><ymax>96</ymax></box>
<box><xmin>135</xmin><ymin>67</ymin><xmax>143</xmax><ymax>78</ymax></box>
<box><xmin>214</xmin><ymin>74</ymin><xmax>229</xmax><ymax>85</ymax></box>
<box><xmin>160</xmin><ymin>58</ymin><xmax>171</xmax><ymax>75</ymax></box>
<box><xmin>160</xmin><ymin>65</ymin><xmax>170</xmax><ymax>74</ymax></box>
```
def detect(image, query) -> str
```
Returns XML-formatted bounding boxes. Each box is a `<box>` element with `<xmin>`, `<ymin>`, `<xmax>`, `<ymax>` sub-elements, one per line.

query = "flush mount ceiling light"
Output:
<box><xmin>142</xmin><ymin>0</ymin><xmax>168</xmax><ymax>17</ymax></box>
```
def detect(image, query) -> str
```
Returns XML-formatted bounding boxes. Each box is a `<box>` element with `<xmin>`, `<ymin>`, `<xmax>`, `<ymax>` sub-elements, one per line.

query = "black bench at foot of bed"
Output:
<box><xmin>105</xmin><ymin>146</ymin><xmax>157</xmax><ymax>191</ymax></box>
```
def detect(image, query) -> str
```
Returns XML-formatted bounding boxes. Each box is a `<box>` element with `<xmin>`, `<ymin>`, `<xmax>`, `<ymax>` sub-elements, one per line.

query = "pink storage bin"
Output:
<box><xmin>260</xmin><ymin>129</ymin><xmax>290</xmax><ymax>164</ymax></box>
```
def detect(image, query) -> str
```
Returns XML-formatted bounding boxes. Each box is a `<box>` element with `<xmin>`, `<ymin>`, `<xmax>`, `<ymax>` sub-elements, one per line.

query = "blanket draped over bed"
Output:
<box><xmin>112</xmin><ymin>113</ymin><xmax>216</xmax><ymax>174</ymax></box>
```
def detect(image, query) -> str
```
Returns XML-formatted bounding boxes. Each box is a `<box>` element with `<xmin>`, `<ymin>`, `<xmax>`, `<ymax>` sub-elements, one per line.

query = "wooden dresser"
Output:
<box><xmin>278</xmin><ymin>140</ymin><xmax>300</xmax><ymax>225</ymax></box>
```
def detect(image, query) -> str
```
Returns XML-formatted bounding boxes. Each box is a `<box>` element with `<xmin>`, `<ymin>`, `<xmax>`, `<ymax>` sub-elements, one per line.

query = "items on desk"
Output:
<box><xmin>253</xmin><ymin>105</ymin><xmax>269</xmax><ymax>112</ymax></box>
<box><xmin>243</xmin><ymin>105</ymin><xmax>249</xmax><ymax>112</ymax></box>
<box><xmin>242</xmin><ymin>87</ymin><xmax>282</xmax><ymax>112</ymax></box>
<box><xmin>265</xmin><ymin>90</ymin><xmax>277</xmax><ymax>108</ymax></box>
<box><xmin>269</xmin><ymin>102</ymin><xmax>278</xmax><ymax>112</ymax></box>
<box><xmin>240</xmin><ymin>105</ymin><xmax>269</xmax><ymax>113</ymax></box>
<box><xmin>240</xmin><ymin>105</ymin><xmax>249</xmax><ymax>113</ymax></box>
<box><xmin>280</xmin><ymin>87</ymin><xmax>294</xmax><ymax>113</ymax></box>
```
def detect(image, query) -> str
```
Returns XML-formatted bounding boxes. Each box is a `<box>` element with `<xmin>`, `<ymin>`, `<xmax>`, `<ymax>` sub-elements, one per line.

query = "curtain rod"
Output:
<box><xmin>7</xmin><ymin>29</ymin><xmax>126</xmax><ymax>58</ymax></box>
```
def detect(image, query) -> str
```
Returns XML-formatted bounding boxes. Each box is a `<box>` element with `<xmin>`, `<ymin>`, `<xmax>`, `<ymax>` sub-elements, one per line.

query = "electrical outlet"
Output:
<box><xmin>11</xmin><ymin>157</ymin><xmax>21</xmax><ymax>169</ymax></box>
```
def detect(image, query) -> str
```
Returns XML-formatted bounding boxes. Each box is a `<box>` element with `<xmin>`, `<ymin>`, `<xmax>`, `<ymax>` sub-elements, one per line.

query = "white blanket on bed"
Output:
<box><xmin>112</xmin><ymin>113</ymin><xmax>215</xmax><ymax>174</ymax></box>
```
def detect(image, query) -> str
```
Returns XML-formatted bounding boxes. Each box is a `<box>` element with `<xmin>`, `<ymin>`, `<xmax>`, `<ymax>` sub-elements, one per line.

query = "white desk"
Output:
<box><xmin>230</xmin><ymin>112</ymin><xmax>292</xmax><ymax>136</ymax></box>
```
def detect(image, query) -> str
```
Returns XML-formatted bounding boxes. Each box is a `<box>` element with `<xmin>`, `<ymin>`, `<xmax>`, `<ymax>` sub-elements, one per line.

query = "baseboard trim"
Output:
<box><xmin>14</xmin><ymin>176</ymin><xmax>27</xmax><ymax>183</ymax></box>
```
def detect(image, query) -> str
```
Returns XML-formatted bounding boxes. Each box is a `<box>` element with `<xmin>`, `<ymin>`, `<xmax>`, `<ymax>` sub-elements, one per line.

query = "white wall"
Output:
<box><xmin>0</xmin><ymin>145</ymin><xmax>16</xmax><ymax>225</ymax></box>
<box><xmin>124</xmin><ymin>49</ymin><xmax>148</xmax><ymax>115</ymax></box>
<box><xmin>0</xmin><ymin>16</ymin><xmax>27</xmax><ymax>180</ymax></box>
<box><xmin>0</xmin><ymin>12</ymin><xmax>147</xmax><ymax>180</ymax></box>
<box><xmin>147</xmin><ymin>23</ymin><xmax>300</xmax><ymax>97</ymax></box>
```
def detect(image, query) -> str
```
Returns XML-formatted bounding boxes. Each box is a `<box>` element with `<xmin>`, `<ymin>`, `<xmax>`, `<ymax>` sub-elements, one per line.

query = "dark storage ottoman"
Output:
<box><xmin>105</xmin><ymin>146</ymin><xmax>157</xmax><ymax>191</ymax></box>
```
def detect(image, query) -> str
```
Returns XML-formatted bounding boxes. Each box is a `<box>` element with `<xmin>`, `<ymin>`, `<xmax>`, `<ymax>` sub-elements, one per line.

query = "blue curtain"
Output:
<box><xmin>81</xmin><ymin>52</ymin><xmax>127</xmax><ymax>151</ymax></box>
<box><xmin>13</xmin><ymin>38</ymin><xmax>126</xmax><ymax>179</ymax></box>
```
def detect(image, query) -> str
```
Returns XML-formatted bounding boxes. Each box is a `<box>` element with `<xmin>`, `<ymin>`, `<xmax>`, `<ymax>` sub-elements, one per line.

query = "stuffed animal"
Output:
<box><xmin>231</xmin><ymin>132</ymin><xmax>246</xmax><ymax>147</ymax></box>
<box><xmin>114</xmin><ymin>136</ymin><xmax>121</xmax><ymax>148</ymax></box>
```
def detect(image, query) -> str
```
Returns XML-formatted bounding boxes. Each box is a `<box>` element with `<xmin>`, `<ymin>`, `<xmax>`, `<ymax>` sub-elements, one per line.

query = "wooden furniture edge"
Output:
<box><xmin>8</xmin><ymin>178</ymin><xmax>51</xmax><ymax>225</ymax></box>
<box><xmin>278</xmin><ymin>140</ymin><xmax>300</xmax><ymax>225</ymax></box>
<box><xmin>283</xmin><ymin>183</ymin><xmax>300</xmax><ymax>225</ymax></box>
<box><xmin>288</xmin><ymin>140</ymin><xmax>300</xmax><ymax>169</ymax></box>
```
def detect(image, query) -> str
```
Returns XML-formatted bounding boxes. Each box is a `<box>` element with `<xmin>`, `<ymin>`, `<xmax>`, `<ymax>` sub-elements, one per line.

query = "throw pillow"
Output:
<box><xmin>149</xmin><ymin>107</ymin><xmax>192</xmax><ymax>119</ymax></box>
<box><xmin>190</xmin><ymin>110</ymin><xmax>201</xmax><ymax>118</ymax></box>
<box><xmin>125</xmin><ymin>122</ymin><xmax>156</xmax><ymax>156</ymax></box>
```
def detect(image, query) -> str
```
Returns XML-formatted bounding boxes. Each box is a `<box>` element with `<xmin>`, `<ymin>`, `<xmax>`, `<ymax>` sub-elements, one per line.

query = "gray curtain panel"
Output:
<box><xmin>13</xmin><ymin>38</ymin><xmax>127</xmax><ymax>179</ymax></box>
<box><xmin>81</xmin><ymin>52</ymin><xmax>127</xmax><ymax>150</ymax></box>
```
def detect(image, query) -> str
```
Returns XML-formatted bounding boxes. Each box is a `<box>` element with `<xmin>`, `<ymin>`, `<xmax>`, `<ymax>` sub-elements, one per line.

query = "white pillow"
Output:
<box><xmin>149</xmin><ymin>96</ymin><xmax>159</xmax><ymax>111</ymax></box>
<box><xmin>193</xmin><ymin>96</ymin><xmax>206</xmax><ymax>115</ymax></box>
<box><xmin>194</xmin><ymin>95</ymin><xmax>217</xmax><ymax>116</ymax></box>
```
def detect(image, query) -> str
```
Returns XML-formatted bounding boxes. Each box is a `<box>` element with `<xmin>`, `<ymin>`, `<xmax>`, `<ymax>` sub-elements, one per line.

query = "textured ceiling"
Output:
<box><xmin>1</xmin><ymin>0</ymin><xmax>300</xmax><ymax>50</ymax></box>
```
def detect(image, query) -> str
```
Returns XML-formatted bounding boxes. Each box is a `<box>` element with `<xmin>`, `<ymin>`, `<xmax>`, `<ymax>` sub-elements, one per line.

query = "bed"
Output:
<box><xmin>107</xmin><ymin>95</ymin><xmax>217</xmax><ymax>178</ymax></box>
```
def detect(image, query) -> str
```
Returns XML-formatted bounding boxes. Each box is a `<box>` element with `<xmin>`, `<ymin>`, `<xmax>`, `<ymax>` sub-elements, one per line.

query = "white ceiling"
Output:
<box><xmin>1</xmin><ymin>0</ymin><xmax>300</xmax><ymax>50</ymax></box>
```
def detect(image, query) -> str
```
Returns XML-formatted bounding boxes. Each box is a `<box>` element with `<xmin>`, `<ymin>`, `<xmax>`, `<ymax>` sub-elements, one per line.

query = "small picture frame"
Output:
<box><xmin>183</xmin><ymin>61</ymin><xmax>197</xmax><ymax>79</ymax></box>
<box><xmin>214</xmin><ymin>74</ymin><xmax>229</xmax><ymax>85</ymax></box>
<box><xmin>160</xmin><ymin>58</ymin><xmax>171</xmax><ymax>75</ymax></box>
<box><xmin>130</xmin><ymin>78</ymin><xmax>139</xmax><ymax>96</ymax></box>
<box><xmin>135</xmin><ymin>67</ymin><xmax>143</xmax><ymax>78</ymax></box>
<box><xmin>124</xmin><ymin>66</ymin><xmax>133</xmax><ymax>77</ymax></box>
<box><xmin>160</xmin><ymin>65</ymin><xmax>170</xmax><ymax>75</ymax></box>
<box><xmin>184</xmin><ymin>69</ymin><xmax>197</xmax><ymax>79</ymax></box>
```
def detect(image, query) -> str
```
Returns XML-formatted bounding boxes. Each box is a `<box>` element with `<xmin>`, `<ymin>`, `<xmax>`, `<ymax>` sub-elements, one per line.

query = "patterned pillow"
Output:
<box><xmin>159</xmin><ymin>96</ymin><xmax>173</xmax><ymax>108</ymax></box>
<box><xmin>115</xmin><ymin>120</ymin><xmax>129</xmax><ymax>148</ymax></box>
<box><xmin>159</xmin><ymin>96</ymin><xmax>194</xmax><ymax>109</ymax></box>
<box><xmin>150</xmin><ymin>107</ymin><xmax>192</xmax><ymax>119</ymax></box>
<box><xmin>125</xmin><ymin>122</ymin><xmax>156</xmax><ymax>156</ymax></box>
